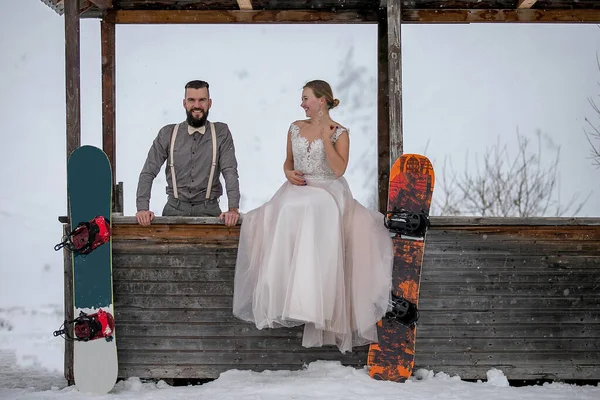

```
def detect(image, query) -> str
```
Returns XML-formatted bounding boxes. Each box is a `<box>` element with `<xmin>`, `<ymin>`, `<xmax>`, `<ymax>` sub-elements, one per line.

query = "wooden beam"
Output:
<box><xmin>401</xmin><ymin>9</ymin><xmax>600</xmax><ymax>23</ymax></box>
<box><xmin>101</xmin><ymin>19</ymin><xmax>117</xmax><ymax>210</ymax></box>
<box><xmin>388</xmin><ymin>1</ymin><xmax>403</xmax><ymax>166</ymax></box>
<box><xmin>89</xmin><ymin>0</ymin><xmax>112</xmax><ymax>9</ymax></box>
<box><xmin>105</xmin><ymin>10</ymin><xmax>378</xmax><ymax>24</ymax></box>
<box><xmin>377</xmin><ymin>9</ymin><xmax>389</xmax><ymax>214</ymax></box>
<box><xmin>79</xmin><ymin>0</ymin><xmax>93</xmax><ymax>13</ymax></box>
<box><xmin>517</xmin><ymin>0</ymin><xmax>537</xmax><ymax>9</ymax></box>
<box><xmin>236</xmin><ymin>0</ymin><xmax>253</xmax><ymax>10</ymax></box>
<box><xmin>39</xmin><ymin>2</ymin><xmax>600</xmax><ymax>24</ymax></box>
<box><xmin>63</xmin><ymin>0</ymin><xmax>78</xmax><ymax>384</ymax></box>
<box><xmin>62</xmin><ymin>234</ymin><xmax>74</xmax><ymax>385</ymax></box>
<box><xmin>64</xmin><ymin>0</ymin><xmax>81</xmax><ymax>161</ymax></box>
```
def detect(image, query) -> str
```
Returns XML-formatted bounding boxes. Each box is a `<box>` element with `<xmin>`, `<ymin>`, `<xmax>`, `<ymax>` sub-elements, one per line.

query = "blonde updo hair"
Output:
<box><xmin>304</xmin><ymin>80</ymin><xmax>340</xmax><ymax>110</ymax></box>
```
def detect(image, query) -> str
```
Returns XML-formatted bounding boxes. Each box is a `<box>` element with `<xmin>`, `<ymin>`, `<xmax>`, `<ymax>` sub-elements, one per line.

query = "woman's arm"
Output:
<box><xmin>284</xmin><ymin>130</ymin><xmax>306</xmax><ymax>185</ymax></box>
<box><xmin>322</xmin><ymin>129</ymin><xmax>349</xmax><ymax>177</ymax></box>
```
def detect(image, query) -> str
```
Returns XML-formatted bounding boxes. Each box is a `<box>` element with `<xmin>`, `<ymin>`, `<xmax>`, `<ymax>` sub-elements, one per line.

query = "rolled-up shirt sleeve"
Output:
<box><xmin>219</xmin><ymin>124</ymin><xmax>240</xmax><ymax>209</ymax></box>
<box><xmin>136</xmin><ymin>126</ymin><xmax>171</xmax><ymax>212</ymax></box>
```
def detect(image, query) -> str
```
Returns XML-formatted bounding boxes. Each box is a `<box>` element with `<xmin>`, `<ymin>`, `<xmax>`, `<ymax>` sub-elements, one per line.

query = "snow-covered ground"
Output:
<box><xmin>0</xmin><ymin>305</ymin><xmax>598</xmax><ymax>400</ymax></box>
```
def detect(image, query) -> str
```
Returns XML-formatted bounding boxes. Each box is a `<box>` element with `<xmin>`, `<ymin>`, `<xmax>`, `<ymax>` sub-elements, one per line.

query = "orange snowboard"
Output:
<box><xmin>367</xmin><ymin>154</ymin><xmax>435</xmax><ymax>382</ymax></box>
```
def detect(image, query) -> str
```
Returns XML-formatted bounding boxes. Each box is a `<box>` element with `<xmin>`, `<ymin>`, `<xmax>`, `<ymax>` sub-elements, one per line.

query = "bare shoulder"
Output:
<box><xmin>293</xmin><ymin>119</ymin><xmax>310</xmax><ymax>127</ymax></box>
<box><xmin>288</xmin><ymin>120</ymin><xmax>306</xmax><ymax>134</ymax></box>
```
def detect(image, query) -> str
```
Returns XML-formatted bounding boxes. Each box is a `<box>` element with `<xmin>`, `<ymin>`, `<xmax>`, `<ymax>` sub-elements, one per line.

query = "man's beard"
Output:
<box><xmin>186</xmin><ymin>108</ymin><xmax>209</xmax><ymax>128</ymax></box>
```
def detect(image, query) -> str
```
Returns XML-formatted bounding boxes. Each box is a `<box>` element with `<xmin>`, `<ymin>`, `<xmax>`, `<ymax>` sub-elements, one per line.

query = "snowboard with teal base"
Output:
<box><xmin>67</xmin><ymin>145</ymin><xmax>117</xmax><ymax>393</ymax></box>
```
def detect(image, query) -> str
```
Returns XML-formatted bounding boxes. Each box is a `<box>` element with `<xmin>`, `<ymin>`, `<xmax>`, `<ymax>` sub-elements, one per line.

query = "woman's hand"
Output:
<box><xmin>321</xmin><ymin>125</ymin><xmax>335</xmax><ymax>141</ymax></box>
<box><xmin>285</xmin><ymin>169</ymin><xmax>306</xmax><ymax>186</ymax></box>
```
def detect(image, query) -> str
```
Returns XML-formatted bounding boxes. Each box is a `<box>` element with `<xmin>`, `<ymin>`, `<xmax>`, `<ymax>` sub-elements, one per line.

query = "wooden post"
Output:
<box><xmin>63</xmin><ymin>0</ymin><xmax>79</xmax><ymax>383</ymax></box>
<box><xmin>377</xmin><ymin>8</ymin><xmax>390</xmax><ymax>214</ymax></box>
<box><xmin>62</xmin><ymin>231</ymin><xmax>74</xmax><ymax>385</ymax></box>
<box><xmin>64</xmin><ymin>0</ymin><xmax>81</xmax><ymax>160</ymax></box>
<box><xmin>377</xmin><ymin>0</ymin><xmax>402</xmax><ymax>213</ymax></box>
<box><xmin>101</xmin><ymin>19</ymin><xmax>117</xmax><ymax>211</ymax></box>
<box><xmin>387</xmin><ymin>0</ymin><xmax>402</xmax><ymax>164</ymax></box>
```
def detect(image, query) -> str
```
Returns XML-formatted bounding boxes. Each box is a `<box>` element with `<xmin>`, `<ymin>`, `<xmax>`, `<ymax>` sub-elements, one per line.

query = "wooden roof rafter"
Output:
<box><xmin>40</xmin><ymin>0</ymin><xmax>64</xmax><ymax>14</ymax></box>
<box><xmin>236</xmin><ymin>0</ymin><xmax>253</xmax><ymax>10</ymax></box>
<box><xmin>103</xmin><ymin>9</ymin><xmax>379</xmax><ymax>24</ymax></box>
<box><xmin>40</xmin><ymin>0</ymin><xmax>113</xmax><ymax>15</ymax></box>
<box><xmin>402</xmin><ymin>8</ymin><xmax>600</xmax><ymax>23</ymax></box>
<box><xmin>517</xmin><ymin>0</ymin><xmax>538</xmax><ymax>8</ymax></box>
<box><xmin>39</xmin><ymin>1</ymin><xmax>600</xmax><ymax>23</ymax></box>
<box><xmin>89</xmin><ymin>0</ymin><xmax>113</xmax><ymax>9</ymax></box>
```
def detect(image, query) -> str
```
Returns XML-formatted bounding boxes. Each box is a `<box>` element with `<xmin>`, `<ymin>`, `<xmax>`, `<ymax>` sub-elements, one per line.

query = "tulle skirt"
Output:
<box><xmin>233</xmin><ymin>177</ymin><xmax>393</xmax><ymax>353</ymax></box>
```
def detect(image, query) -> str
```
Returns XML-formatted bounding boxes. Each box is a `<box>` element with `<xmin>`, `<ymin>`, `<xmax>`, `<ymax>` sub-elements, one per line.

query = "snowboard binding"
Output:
<box><xmin>54</xmin><ymin>215</ymin><xmax>111</xmax><ymax>256</ymax></box>
<box><xmin>384</xmin><ymin>293</ymin><xmax>419</xmax><ymax>327</ymax></box>
<box><xmin>384</xmin><ymin>208</ymin><xmax>429</xmax><ymax>238</ymax></box>
<box><xmin>53</xmin><ymin>309</ymin><xmax>115</xmax><ymax>342</ymax></box>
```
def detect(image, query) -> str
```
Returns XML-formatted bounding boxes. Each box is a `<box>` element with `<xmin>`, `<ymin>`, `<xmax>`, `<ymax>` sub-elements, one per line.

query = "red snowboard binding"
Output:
<box><xmin>53</xmin><ymin>309</ymin><xmax>115</xmax><ymax>342</ymax></box>
<box><xmin>54</xmin><ymin>215</ymin><xmax>111</xmax><ymax>255</ymax></box>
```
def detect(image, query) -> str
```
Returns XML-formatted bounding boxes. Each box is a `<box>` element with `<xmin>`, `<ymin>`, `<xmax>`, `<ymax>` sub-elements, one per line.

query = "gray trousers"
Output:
<box><xmin>162</xmin><ymin>196</ymin><xmax>222</xmax><ymax>217</ymax></box>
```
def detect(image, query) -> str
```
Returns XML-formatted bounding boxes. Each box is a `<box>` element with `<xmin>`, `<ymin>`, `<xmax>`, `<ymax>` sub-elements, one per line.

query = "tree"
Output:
<box><xmin>432</xmin><ymin>130</ymin><xmax>588</xmax><ymax>217</ymax></box>
<box><xmin>584</xmin><ymin>52</ymin><xmax>600</xmax><ymax>168</ymax></box>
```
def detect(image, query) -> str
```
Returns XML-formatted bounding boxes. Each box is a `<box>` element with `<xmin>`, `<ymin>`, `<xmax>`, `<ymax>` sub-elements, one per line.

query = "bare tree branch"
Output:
<box><xmin>432</xmin><ymin>130</ymin><xmax>588</xmax><ymax>217</ymax></box>
<box><xmin>584</xmin><ymin>51</ymin><xmax>600</xmax><ymax>168</ymax></box>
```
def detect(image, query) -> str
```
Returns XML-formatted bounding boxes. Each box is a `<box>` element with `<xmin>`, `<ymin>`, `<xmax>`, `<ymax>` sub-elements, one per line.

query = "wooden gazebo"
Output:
<box><xmin>43</xmin><ymin>0</ymin><xmax>600</xmax><ymax>385</ymax></box>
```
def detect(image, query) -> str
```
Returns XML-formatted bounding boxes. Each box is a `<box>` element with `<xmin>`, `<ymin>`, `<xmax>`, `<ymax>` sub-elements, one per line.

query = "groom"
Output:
<box><xmin>135</xmin><ymin>80</ymin><xmax>241</xmax><ymax>227</ymax></box>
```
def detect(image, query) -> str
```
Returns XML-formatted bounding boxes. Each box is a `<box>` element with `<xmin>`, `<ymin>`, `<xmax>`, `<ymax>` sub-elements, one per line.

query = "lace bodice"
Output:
<box><xmin>290</xmin><ymin>122</ymin><xmax>348</xmax><ymax>179</ymax></box>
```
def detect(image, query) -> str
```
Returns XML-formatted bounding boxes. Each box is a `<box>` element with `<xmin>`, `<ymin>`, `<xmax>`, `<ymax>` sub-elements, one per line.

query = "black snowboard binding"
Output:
<box><xmin>53</xmin><ymin>309</ymin><xmax>114</xmax><ymax>342</ymax></box>
<box><xmin>384</xmin><ymin>293</ymin><xmax>420</xmax><ymax>327</ymax></box>
<box><xmin>384</xmin><ymin>208</ymin><xmax>430</xmax><ymax>238</ymax></box>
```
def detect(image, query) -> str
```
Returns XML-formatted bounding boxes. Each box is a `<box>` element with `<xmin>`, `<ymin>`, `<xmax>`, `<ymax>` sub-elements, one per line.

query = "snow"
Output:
<box><xmin>1</xmin><ymin>305</ymin><xmax>598</xmax><ymax>400</ymax></box>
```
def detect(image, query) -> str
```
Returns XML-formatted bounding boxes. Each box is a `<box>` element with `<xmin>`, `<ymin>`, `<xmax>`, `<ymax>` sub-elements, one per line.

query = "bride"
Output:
<box><xmin>232</xmin><ymin>80</ymin><xmax>393</xmax><ymax>353</ymax></box>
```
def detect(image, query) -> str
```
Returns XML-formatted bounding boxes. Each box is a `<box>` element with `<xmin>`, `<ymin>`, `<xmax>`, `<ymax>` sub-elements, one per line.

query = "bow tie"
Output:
<box><xmin>188</xmin><ymin>125</ymin><xmax>206</xmax><ymax>135</ymax></box>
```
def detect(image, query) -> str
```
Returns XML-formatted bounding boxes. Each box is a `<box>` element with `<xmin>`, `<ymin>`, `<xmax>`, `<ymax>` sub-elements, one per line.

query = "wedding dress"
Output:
<box><xmin>232</xmin><ymin>122</ymin><xmax>393</xmax><ymax>353</ymax></box>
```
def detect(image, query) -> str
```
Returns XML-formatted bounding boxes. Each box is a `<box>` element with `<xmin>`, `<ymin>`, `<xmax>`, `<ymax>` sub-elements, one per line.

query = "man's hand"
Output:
<box><xmin>219</xmin><ymin>208</ymin><xmax>240</xmax><ymax>227</ymax></box>
<box><xmin>136</xmin><ymin>210</ymin><xmax>155</xmax><ymax>226</ymax></box>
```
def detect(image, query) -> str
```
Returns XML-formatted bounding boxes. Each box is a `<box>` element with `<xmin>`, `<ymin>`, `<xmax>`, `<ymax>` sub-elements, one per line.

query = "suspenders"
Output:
<box><xmin>169</xmin><ymin>121</ymin><xmax>218</xmax><ymax>200</ymax></box>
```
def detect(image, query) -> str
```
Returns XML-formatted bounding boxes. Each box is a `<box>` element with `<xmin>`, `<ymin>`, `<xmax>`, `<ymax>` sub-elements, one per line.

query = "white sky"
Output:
<box><xmin>1</xmin><ymin>0</ymin><xmax>599</xmax><ymax>307</ymax></box>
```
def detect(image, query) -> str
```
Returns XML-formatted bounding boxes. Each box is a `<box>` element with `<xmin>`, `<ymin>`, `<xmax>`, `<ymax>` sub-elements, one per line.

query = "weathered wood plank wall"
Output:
<box><xmin>110</xmin><ymin>220</ymin><xmax>366</xmax><ymax>378</ymax></box>
<box><xmin>416</xmin><ymin>219</ymin><xmax>600</xmax><ymax>380</ymax></box>
<box><xmin>63</xmin><ymin>217</ymin><xmax>600</xmax><ymax>382</ymax></box>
